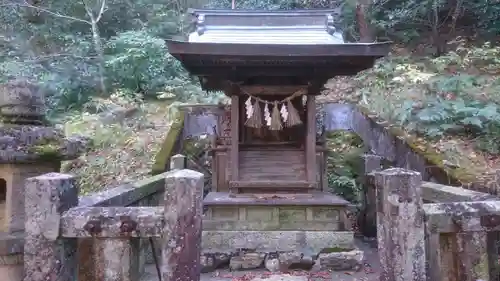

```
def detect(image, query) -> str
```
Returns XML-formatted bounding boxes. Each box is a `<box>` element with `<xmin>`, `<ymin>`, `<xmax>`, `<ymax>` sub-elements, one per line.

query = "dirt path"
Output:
<box><xmin>141</xmin><ymin>239</ymin><xmax>380</xmax><ymax>281</ymax></box>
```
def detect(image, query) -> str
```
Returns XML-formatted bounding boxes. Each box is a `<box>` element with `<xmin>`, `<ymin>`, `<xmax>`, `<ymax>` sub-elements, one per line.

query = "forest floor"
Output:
<box><xmin>61</xmin><ymin>95</ymin><xmax>174</xmax><ymax>194</ymax></box>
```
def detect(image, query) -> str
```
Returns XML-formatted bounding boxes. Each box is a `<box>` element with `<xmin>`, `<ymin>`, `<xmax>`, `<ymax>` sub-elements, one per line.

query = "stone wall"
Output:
<box><xmin>321</xmin><ymin>103</ymin><xmax>500</xmax><ymax>193</ymax></box>
<box><xmin>322</xmin><ymin>103</ymin><xmax>448</xmax><ymax>184</ymax></box>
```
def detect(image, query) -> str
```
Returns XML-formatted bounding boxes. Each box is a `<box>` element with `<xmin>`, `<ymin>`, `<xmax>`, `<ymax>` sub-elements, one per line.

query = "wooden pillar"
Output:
<box><xmin>375</xmin><ymin>168</ymin><xmax>426</xmax><ymax>281</ymax></box>
<box><xmin>305</xmin><ymin>95</ymin><xmax>316</xmax><ymax>185</ymax></box>
<box><xmin>230</xmin><ymin>94</ymin><xmax>239</xmax><ymax>192</ymax></box>
<box><xmin>487</xmin><ymin>231</ymin><xmax>500</xmax><ymax>280</ymax></box>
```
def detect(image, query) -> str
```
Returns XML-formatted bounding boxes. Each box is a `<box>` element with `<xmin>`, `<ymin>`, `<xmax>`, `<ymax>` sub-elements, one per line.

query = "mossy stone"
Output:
<box><xmin>319</xmin><ymin>247</ymin><xmax>355</xmax><ymax>254</ymax></box>
<box><xmin>357</xmin><ymin>105</ymin><xmax>479</xmax><ymax>186</ymax></box>
<box><xmin>151</xmin><ymin>110</ymin><xmax>185</xmax><ymax>174</ymax></box>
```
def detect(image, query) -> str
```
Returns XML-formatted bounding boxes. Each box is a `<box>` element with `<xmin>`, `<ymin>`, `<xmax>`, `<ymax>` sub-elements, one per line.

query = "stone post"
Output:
<box><xmin>23</xmin><ymin>173</ymin><xmax>79</xmax><ymax>281</ymax></box>
<box><xmin>94</xmin><ymin>238</ymin><xmax>140</xmax><ymax>281</ymax></box>
<box><xmin>161</xmin><ymin>168</ymin><xmax>204</xmax><ymax>281</ymax></box>
<box><xmin>170</xmin><ymin>154</ymin><xmax>187</xmax><ymax>170</ymax></box>
<box><xmin>358</xmin><ymin>154</ymin><xmax>382</xmax><ymax>238</ymax></box>
<box><xmin>425</xmin><ymin>201</ymin><xmax>494</xmax><ymax>281</ymax></box>
<box><xmin>375</xmin><ymin>168</ymin><xmax>426</xmax><ymax>281</ymax></box>
<box><xmin>438</xmin><ymin>231</ymin><xmax>490</xmax><ymax>281</ymax></box>
<box><xmin>146</xmin><ymin>155</ymin><xmax>188</xmax><ymax>267</ymax></box>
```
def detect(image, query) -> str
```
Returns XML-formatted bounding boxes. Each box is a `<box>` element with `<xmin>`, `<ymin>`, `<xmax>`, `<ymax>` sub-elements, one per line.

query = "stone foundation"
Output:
<box><xmin>202</xmin><ymin>230</ymin><xmax>354</xmax><ymax>253</ymax></box>
<box><xmin>203</xmin><ymin>192</ymin><xmax>351</xmax><ymax>232</ymax></box>
<box><xmin>205</xmin><ymin>206</ymin><xmax>345</xmax><ymax>231</ymax></box>
<box><xmin>201</xmin><ymin>192</ymin><xmax>358</xmax><ymax>273</ymax></box>
<box><xmin>200</xmin><ymin>231</ymin><xmax>363</xmax><ymax>273</ymax></box>
<box><xmin>201</xmin><ymin>249</ymin><xmax>365</xmax><ymax>273</ymax></box>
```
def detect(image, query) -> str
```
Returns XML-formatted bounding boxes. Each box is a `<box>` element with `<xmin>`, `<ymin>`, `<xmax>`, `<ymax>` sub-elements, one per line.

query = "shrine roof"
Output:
<box><xmin>185</xmin><ymin>9</ymin><xmax>345</xmax><ymax>45</ymax></box>
<box><xmin>165</xmin><ymin>9</ymin><xmax>391</xmax><ymax>91</ymax></box>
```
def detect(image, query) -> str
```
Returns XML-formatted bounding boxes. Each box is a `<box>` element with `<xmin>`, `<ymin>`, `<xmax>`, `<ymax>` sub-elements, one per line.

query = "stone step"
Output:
<box><xmin>204</xmin><ymin>191</ymin><xmax>350</xmax><ymax>207</ymax></box>
<box><xmin>203</xmin><ymin>230</ymin><xmax>354</xmax><ymax>254</ymax></box>
<box><xmin>203</xmin><ymin>192</ymin><xmax>352</xmax><ymax>232</ymax></box>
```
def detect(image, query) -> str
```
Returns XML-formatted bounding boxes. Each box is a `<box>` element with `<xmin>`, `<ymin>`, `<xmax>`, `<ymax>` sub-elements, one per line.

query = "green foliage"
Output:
<box><xmin>355</xmin><ymin>42</ymin><xmax>500</xmax><ymax>154</ymax></box>
<box><xmin>105</xmin><ymin>30</ymin><xmax>184</xmax><ymax>97</ymax></box>
<box><xmin>0</xmin><ymin>0</ymin><xmax>209</xmax><ymax>120</ymax></box>
<box><xmin>325</xmin><ymin>131</ymin><xmax>365</xmax><ymax>203</ymax></box>
<box><xmin>369</xmin><ymin>0</ymin><xmax>500</xmax><ymax>43</ymax></box>
<box><xmin>396</xmin><ymin>97</ymin><xmax>498</xmax><ymax>135</ymax></box>
<box><xmin>395</xmin><ymin>96</ymin><xmax>500</xmax><ymax>153</ymax></box>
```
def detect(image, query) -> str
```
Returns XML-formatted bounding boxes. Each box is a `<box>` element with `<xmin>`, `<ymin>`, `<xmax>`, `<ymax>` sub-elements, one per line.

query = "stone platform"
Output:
<box><xmin>201</xmin><ymin>191</ymin><xmax>358</xmax><ymax>273</ymax></box>
<box><xmin>203</xmin><ymin>192</ymin><xmax>351</xmax><ymax>232</ymax></box>
<box><xmin>204</xmin><ymin>192</ymin><xmax>350</xmax><ymax>206</ymax></box>
<box><xmin>202</xmin><ymin>230</ymin><xmax>354</xmax><ymax>254</ymax></box>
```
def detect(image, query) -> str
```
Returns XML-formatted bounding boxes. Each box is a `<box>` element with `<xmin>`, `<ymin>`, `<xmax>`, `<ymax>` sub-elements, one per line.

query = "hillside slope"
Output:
<box><xmin>320</xmin><ymin>43</ymin><xmax>500</xmax><ymax>187</ymax></box>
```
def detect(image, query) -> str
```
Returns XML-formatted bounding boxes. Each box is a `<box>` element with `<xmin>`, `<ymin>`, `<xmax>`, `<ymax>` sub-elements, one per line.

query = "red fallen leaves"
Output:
<box><xmin>229</xmin><ymin>272</ymin><xmax>257</xmax><ymax>281</ymax></box>
<box><xmin>309</xmin><ymin>271</ymin><xmax>330</xmax><ymax>279</ymax></box>
<box><xmin>259</xmin><ymin>272</ymin><xmax>273</xmax><ymax>278</ymax></box>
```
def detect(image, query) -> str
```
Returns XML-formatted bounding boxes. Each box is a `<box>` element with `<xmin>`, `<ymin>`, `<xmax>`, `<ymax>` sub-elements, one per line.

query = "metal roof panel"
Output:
<box><xmin>187</xmin><ymin>9</ymin><xmax>344</xmax><ymax>45</ymax></box>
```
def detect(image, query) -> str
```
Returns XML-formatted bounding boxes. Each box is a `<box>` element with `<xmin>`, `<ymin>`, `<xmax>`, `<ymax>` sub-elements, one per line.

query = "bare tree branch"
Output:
<box><xmin>5</xmin><ymin>0</ymin><xmax>93</xmax><ymax>24</ymax></box>
<box><xmin>21</xmin><ymin>54</ymin><xmax>98</xmax><ymax>63</ymax></box>
<box><xmin>94</xmin><ymin>0</ymin><xmax>106</xmax><ymax>23</ymax></box>
<box><xmin>80</xmin><ymin>0</ymin><xmax>107</xmax><ymax>95</ymax></box>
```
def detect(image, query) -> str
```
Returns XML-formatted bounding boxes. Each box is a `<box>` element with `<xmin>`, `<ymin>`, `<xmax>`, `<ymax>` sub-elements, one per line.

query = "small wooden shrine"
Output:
<box><xmin>167</xmin><ymin>9</ymin><xmax>390</xmax><ymax>255</ymax></box>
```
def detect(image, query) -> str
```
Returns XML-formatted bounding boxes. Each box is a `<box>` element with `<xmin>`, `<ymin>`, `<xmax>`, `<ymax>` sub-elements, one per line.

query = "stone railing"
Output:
<box><xmin>0</xmin><ymin>106</ymin><xmax>187</xmax><ymax>280</ymax></box>
<box><xmin>374</xmin><ymin>167</ymin><xmax>500</xmax><ymax>281</ymax></box>
<box><xmin>357</xmin><ymin>154</ymin><xmax>498</xmax><ymax>238</ymax></box>
<box><xmin>75</xmin><ymin>160</ymin><xmax>177</xmax><ymax>279</ymax></box>
<box><xmin>23</xmin><ymin>154</ymin><xmax>204</xmax><ymax>281</ymax></box>
<box><xmin>322</xmin><ymin>103</ymin><xmax>500</xmax><ymax>194</ymax></box>
<box><xmin>0</xmin><ymin>169</ymin><xmax>171</xmax><ymax>280</ymax></box>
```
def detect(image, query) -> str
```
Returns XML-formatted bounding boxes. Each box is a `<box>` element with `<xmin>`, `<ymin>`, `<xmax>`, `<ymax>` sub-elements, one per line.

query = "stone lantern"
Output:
<box><xmin>0</xmin><ymin>80</ymin><xmax>88</xmax><ymax>281</ymax></box>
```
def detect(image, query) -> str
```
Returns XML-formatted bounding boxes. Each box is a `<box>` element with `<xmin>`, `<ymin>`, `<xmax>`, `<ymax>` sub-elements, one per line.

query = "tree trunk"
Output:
<box><xmin>431</xmin><ymin>3</ymin><xmax>446</xmax><ymax>57</ymax></box>
<box><xmin>356</xmin><ymin>0</ymin><xmax>374</xmax><ymax>43</ymax></box>
<box><xmin>90</xmin><ymin>21</ymin><xmax>106</xmax><ymax>95</ymax></box>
